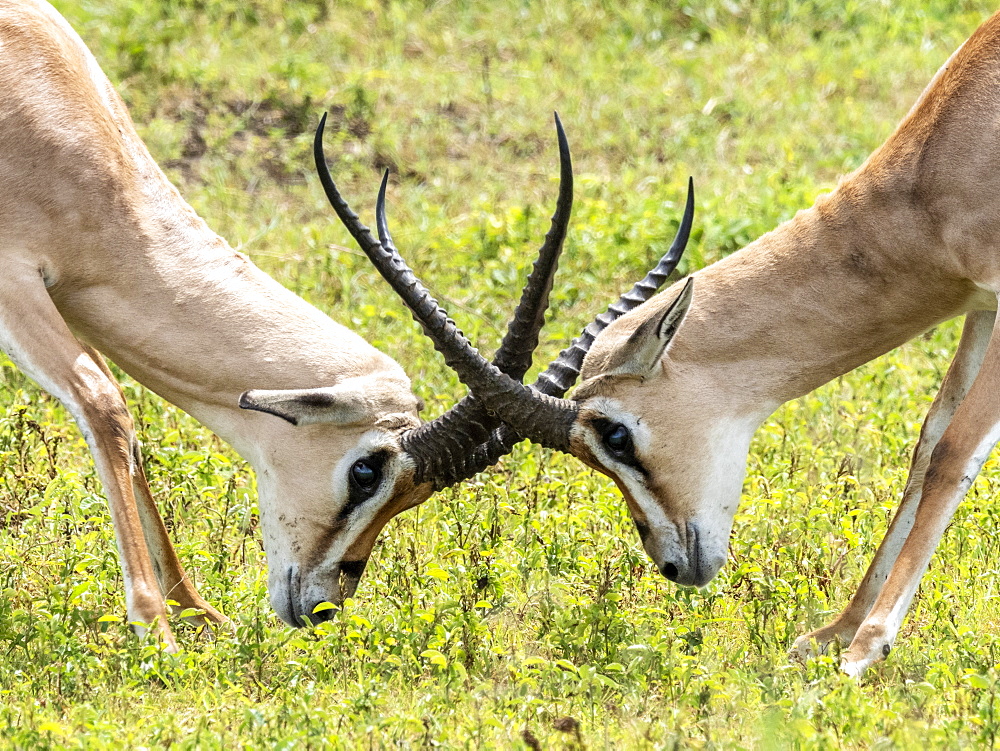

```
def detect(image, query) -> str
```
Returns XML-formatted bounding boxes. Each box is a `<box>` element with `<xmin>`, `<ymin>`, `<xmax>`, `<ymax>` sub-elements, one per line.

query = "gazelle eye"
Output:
<box><xmin>350</xmin><ymin>459</ymin><xmax>379</xmax><ymax>490</ymax></box>
<box><xmin>603</xmin><ymin>423</ymin><xmax>632</xmax><ymax>455</ymax></box>
<box><xmin>340</xmin><ymin>451</ymin><xmax>390</xmax><ymax>520</ymax></box>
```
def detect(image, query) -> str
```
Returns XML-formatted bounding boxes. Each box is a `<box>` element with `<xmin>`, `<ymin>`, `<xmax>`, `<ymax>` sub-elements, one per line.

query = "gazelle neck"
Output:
<box><xmin>674</xmin><ymin>179</ymin><xmax>991</xmax><ymax>416</ymax></box>
<box><xmin>669</xmin><ymin>13</ymin><xmax>1000</xmax><ymax>418</ymax></box>
<box><xmin>46</xmin><ymin>161</ymin><xmax>411</xmax><ymax>460</ymax></box>
<box><xmin>3</xmin><ymin>0</ymin><xmax>417</xmax><ymax>467</ymax></box>
<box><xmin>57</xmin><ymin>216</ymin><xmax>411</xmax><ymax>456</ymax></box>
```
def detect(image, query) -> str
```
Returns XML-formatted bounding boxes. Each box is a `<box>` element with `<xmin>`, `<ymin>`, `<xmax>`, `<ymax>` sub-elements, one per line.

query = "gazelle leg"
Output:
<box><xmin>839</xmin><ymin>304</ymin><xmax>1000</xmax><ymax>676</ymax></box>
<box><xmin>0</xmin><ymin>270</ymin><xmax>176</xmax><ymax>649</ymax></box>
<box><xmin>130</xmin><ymin>447</ymin><xmax>228</xmax><ymax>627</ymax></box>
<box><xmin>792</xmin><ymin>310</ymin><xmax>996</xmax><ymax>660</ymax></box>
<box><xmin>82</xmin><ymin>346</ymin><xmax>226</xmax><ymax>628</ymax></box>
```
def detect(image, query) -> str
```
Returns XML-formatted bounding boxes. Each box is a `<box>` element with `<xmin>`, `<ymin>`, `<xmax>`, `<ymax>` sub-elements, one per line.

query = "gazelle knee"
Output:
<box><xmin>70</xmin><ymin>363</ymin><xmax>137</xmax><ymax>457</ymax></box>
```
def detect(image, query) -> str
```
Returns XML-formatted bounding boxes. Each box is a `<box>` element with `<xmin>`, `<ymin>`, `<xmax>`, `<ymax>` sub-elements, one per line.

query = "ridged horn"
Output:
<box><xmin>534</xmin><ymin>176</ymin><xmax>694</xmax><ymax>397</ymax></box>
<box><xmin>398</xmin><ymin>179</ymin><xmax>694</xmax><ymax>484</ymax></box>
<box><xmin>459</xmin><ymin>179</ymin><xmax>694</xmax><ymax>475</ymax></box>
<box><xmin>375</xmin><ymin>114</ymin><xmax>574</xmax><ymax>487</ymax></box>
<box><xmin>315</xmin><ymin>112</ymin><xmax>694</xmax><ymax>486</ymax></box>
<box><xmin>314</xmin><ymin>113</ymin><xmax>579</xmax><ymax>479</ymax></box>
<box><xmin>378</xmin><ymin>113</ymin><xmax>573</xmax><ymax>382</ymax></box>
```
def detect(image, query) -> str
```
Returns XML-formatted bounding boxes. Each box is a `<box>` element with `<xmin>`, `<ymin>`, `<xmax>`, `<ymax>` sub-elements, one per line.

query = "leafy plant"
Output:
<box><xmin>4</xmin><ymin>0</ymin><xmax>999</xmax><ymax>746</ymax></box>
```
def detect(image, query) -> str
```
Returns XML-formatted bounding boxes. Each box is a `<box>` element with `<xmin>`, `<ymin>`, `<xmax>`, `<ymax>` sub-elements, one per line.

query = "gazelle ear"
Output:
<box><xmin>604</xmin><ymin>277</ymin><xmax>694</xmax><ymax>377</ymax></box>
<box><xmin>238</xmin><ymin>382</ymin><xmax>377</xmax><ymax>426</ymax></box>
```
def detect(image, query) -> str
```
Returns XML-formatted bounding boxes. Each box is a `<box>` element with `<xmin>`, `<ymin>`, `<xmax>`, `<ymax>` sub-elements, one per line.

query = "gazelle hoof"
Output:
<box><xmin>790</xmin><ymin>634</ymin><xmax>828</xmax><ymax>662</ymax></box>
<box><xmin>129</xmin><ymin>616</ymin><xmax>179</xmax><ymax>654</ymax></box>
<box><xmin>839</xmin><ymin>622</ymin><xmax>892</xmax><ymax>678</ymax></box>
<box><xmin>789</xmin><ymin>620</ymin><xmax>857</xmax><ymax>663</ymax></box>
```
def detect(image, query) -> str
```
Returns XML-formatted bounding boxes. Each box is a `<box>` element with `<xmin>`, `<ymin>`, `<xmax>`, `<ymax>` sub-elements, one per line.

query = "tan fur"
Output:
<box><xmin>575</xmin><ymin>11</ymin><xmax>1000</xmax><ymax>675</ymax></box>
<box><xmin>0</xmin><ymin>1</ymin><xmax>430</xmax><ymax>646</ymax></box>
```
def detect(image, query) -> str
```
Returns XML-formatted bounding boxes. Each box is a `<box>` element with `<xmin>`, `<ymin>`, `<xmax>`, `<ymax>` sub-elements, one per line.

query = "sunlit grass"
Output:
<box><xmin>3</xmin><ymin>0</ymin><xmax>1000</xmax><ymax>747</ymax></box>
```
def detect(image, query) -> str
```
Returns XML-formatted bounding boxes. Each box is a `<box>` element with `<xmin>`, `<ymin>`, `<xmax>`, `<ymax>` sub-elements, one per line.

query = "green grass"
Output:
<box><xmin>3</xmin><ymin>0</ymin><xmax>1000</xmax><ymax>747</ymax></box>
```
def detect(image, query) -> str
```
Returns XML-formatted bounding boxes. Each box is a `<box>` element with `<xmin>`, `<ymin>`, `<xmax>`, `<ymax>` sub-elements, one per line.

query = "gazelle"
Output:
<box><xmin>2</xmin><ymin>1</ymin><xmax>691</xmax><ymax>648</ymax></box>
<box><xmin>351</xmin><ymin>11</ymin><xmax>1000</xmax><ymax>676</ymax></box>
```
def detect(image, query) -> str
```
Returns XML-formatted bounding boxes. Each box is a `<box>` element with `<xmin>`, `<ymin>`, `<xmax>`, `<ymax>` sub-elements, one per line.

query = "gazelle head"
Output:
<box><xmin>237</xmin><ymin>368</ymin><xmax>430</xmax><ymax>627</ymax></box>
<box><xmin>237</xmin><ymin>114</ymin><xmax>693</xmax><ymax>627</ymax></box>
<box><xmin>237</xmin><ymin>115</ymin><xmax>574</xmax><ymax>627</ymax></box>
<box><xmin>567</xmin><ymin>280</ymin><xmax>756</xmax><ymax>587</ymax></box>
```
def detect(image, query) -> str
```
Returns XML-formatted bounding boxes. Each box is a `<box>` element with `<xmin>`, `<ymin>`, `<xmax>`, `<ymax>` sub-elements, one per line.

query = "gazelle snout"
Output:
<box><xmin>271</xmin><ymin>558</ymin><xmax>370</xmax><ymax>627</ymax></box>
<box><xmin>639</xmin><ymin>517</ymin><xmax>728</xmax><ymax>588</ymax></box>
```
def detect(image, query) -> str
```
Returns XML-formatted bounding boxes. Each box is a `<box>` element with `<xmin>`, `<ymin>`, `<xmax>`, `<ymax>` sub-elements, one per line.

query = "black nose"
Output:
<box><xmin>660</xmin><ymin>562</ymin><xmax>680</xmax><ymax>581</ymax></box>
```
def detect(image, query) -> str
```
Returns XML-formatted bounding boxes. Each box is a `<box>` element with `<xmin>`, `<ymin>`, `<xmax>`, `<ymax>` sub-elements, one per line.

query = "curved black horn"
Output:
<box><xmin>315</xmin><ymin>112</ymin><xmax>693</xmax><ymax>487</ymax></box>
<box><xmin>458</xmin><ymin>179</ymin><xmax>694</xmax><ymax>476</ymax></box>
<box><xmin>378</xmin><ymin>113</ymin><xmax>573</xmax><ymax>382</ymax></box>
<box><xmin>375</xmin><ymin>114</ymin><xmax>574</xmax><ymax>486</ymax></box>
<box><xmin>407</xmin><ymin>179</ymin><xmax>694</xmax><ymax>486</ymax></box>
<box><xmin>315</xmin><ymin>114</ymin><xmax>580</xmax><ymax>463</ymax></box>
<box><xmin>534</xmin><ymin>176</ymin><xmax>693</xmax><ymax>396</ymax></box>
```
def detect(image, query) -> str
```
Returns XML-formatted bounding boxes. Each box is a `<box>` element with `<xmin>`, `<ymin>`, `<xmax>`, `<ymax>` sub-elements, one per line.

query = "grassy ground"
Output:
<box><xmin>3</xmin><ymin>0</ymin><xmax>1000</xmax><ymax>747</ymax></box>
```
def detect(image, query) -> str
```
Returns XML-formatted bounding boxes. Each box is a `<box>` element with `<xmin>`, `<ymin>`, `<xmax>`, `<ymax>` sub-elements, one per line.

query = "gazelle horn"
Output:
<box><xmin>461</xmin><ymin>178</ymin><xmax>693</xmax><ymax>476</ymax></box>
<box><xmin>315</xmin><ymin>113</ymin><xmax>693</xmax><ymax>483</ymax></box>
<box><xmin>384</xmin><ymin>173</ymin><xmax>693</xmax><ymax>483</ymax></box>
<box><xmin>315</xmin><ymin>112</ymin><xmax>575</xmax><ymax>483</ymax></box>
<box><xmin>316</xmin><ymin>114</ymin><xmax>579</xmax><ymax>453</ymax></box>
<box><xmin>373</xmin><ymin>115</ymin><xmax>574</xmax><ymax>487</ymax></box>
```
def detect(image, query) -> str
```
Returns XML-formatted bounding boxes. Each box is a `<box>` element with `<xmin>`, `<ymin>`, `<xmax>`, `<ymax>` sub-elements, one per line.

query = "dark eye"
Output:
<box><xmin>603</xmin><ymin>423</ymin><xmax>632</xmax><ymax>455</ymax></box>
<box><xmin>350</xmin><ymin>459</ymin><xmax>379</xmax><ymax>490</ymax></box>
<box><xmin>341</xmin><ymin>452</ymin><xmax>390</xmax><ymax>520</ymax></box>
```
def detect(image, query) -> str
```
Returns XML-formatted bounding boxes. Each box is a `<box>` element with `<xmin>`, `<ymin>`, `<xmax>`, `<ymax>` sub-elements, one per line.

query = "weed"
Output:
<box><xmin>4</xmin><ymin>0</ymin><xmax>1000</xmax><ymax>746</ymax></box>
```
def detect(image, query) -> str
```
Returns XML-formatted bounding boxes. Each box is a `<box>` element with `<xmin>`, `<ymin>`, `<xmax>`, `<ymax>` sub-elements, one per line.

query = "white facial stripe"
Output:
<box><xmin>616</xmin><ymin>466</ymin><xmax>672</xmax><ymax>534</ymax></box>
<box><xmin>580</xmin><ymin>397</ymin><xmax>673</xmax><ymax>535</ymax></box>
<box><xmin>321</xmin><ymin>430</ymin><xmax>409</xmax><ymax>566</ymax></box>
<box><xmin>579</xmin><ymin>397</ymin><xmax>762</xmax><ymax>576</ymax></box>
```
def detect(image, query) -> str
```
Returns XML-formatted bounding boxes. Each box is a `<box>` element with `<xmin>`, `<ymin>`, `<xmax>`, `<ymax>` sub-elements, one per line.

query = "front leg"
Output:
<box><xmin>840</xmin><ymin>306</ymin><xmax>1000</xmax><ymax>676</ymax></box>
<box><xmin>0</xmin><ymin>272</ymin><xmax>178</xmax><ymax>649</ymax></box>
<box><xmin>131</xmin><ymin>445</ymin><xmax>228</xmax><ymax>629</ymax></box>
<box><xmin>792</xmin><ymin>310</ymin><xmax>994</xmax><ymax>659</ymax></box>
<box><xmin>83</xmin><ymin>346</ymin><xmax>227</xmax><ymax>630</ymax></box>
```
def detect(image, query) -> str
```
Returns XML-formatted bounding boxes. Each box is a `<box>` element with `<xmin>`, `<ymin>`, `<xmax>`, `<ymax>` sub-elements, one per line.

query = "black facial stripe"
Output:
<box><xmin>590</xmin><ymin>416</ymin><xmax>616</xmax><ymax>437</ymax></box>
<box><xmin>341</xmin><ymin>449</ymin><xmax>390</xmax><ymax>520</ymax></box>
<box><xmin>589</xmin><ymin>416</ymin><xmax>649</xmax><ymax>477</ymax></box>
<box><xmin>339</xmin><ymin>559</ymin><xmax>369</xmax><ymax>579</ymax></box>
<box><xmin>634</xmin><ymin>519</ymin><xmax>651</xmax><ymax>543</ymax></box>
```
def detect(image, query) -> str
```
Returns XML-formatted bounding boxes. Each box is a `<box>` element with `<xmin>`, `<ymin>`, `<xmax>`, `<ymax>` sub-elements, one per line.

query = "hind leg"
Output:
<box><xmin>840</xmin><ymin>304</ymin><xmax>1000</xmax><ymax>675</ymax></box>
<box><xmin>792</xmin><ymin>310</ymin><xmax>995</xmax><ymax>659</ymax></box>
